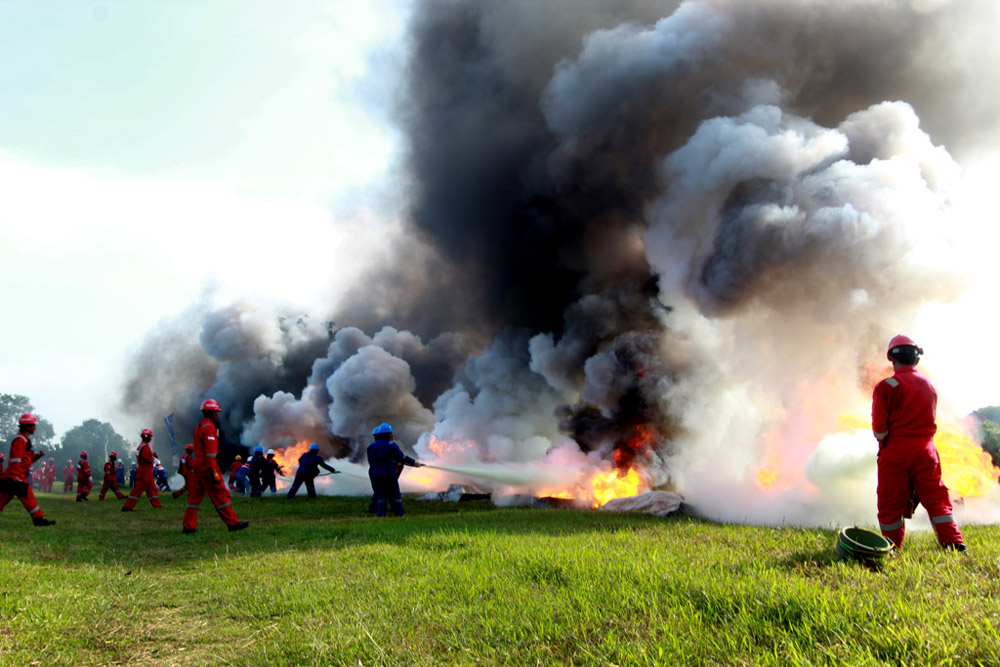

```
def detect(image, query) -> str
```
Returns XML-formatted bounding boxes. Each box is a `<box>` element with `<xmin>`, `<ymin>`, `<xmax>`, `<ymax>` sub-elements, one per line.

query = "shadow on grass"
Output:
<box><xmin>0</xmin><ymin>491</ymin><xmax>694</xmax><ymax>569</ymax></box>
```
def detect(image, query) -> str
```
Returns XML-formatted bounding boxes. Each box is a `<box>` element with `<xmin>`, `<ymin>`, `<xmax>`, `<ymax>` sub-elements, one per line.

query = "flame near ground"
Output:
<box><xmin>263</xmin><ymin>410</ymin><xmax>1000</xmax><ymax>524</ymax></box>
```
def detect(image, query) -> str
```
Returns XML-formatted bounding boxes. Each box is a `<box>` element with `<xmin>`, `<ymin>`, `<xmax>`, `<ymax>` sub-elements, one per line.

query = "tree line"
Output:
<box><xmin>1</xmin><ymin>393</ymin><xmax>133</xmax><ymax>477</ymax></box>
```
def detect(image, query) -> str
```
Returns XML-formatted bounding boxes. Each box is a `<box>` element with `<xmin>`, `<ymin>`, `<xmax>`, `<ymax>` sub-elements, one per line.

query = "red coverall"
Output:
<box><xmin>99</xmin><ymin>459</ymin><xmax>126</xmax><ymax>500</ymax></box>
<box><xmin>63</xmin><ymin>462</ymin><xmax>74</xmax><ymax>492</ymax></box>
<box><xmin>45</xmin><ymin>461</ymin><xmax>56</xmax><ymax>492</ymax></box>
<box><xmin>228</xmin><ymin>460</ymin><xmax>241</xmax><ymax>489</ymax></box>
<box><xmin>183</xmin><ymin>417</ymin><xmax>241</xmax><ymax>531</ymax></box>
<box><xmin>76</xmin><ymin>458</ymin><xmax>93</xmax><ymax>500</ymax></box>
<box><xmin>172</xmin><ymin>450</ymin><xmax>193</xmax><ymax>499</ymax></box>
<box><xmin>123</xmin><ymin>441</ymin><xmax>162</xmax><ymax>509</ymax></box>
<box><xmin>872</xmin><ymin>364</ymin><xmax>964</xmax><ymax>549</ymax></box>
<box><xmin>0</xmin><ymin>434</ymin><xmax>47</xmax><ymax>520</ymax></box>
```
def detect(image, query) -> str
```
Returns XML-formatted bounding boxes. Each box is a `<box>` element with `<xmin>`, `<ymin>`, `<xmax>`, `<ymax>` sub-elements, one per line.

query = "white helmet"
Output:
<box><xmin>266</xmin><ymin>448</ymin><xmax>275</xmax><ymax>456</ymax></box>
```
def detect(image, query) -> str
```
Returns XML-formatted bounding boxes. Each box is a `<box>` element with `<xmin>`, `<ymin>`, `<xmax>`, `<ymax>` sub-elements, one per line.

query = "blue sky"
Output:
<box><xmin>0</xmin><ymin>1</ymin><xmax>411</xmax><ymax>434</ymax></box>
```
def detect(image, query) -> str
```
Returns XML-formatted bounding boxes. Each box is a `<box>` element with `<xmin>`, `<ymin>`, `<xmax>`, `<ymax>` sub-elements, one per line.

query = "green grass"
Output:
<box><xmin>1</xmin><ymin>492</ymin><xmax>999</xmax><ymax>666</ymax></box>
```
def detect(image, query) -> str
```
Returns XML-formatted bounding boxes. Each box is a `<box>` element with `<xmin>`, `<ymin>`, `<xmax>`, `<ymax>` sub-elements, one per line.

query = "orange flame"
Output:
<box><xmin>273</xmin><ymin>441</ymin><xmax>311</xmax><ymax>473</ymax></box>
<box><xmin>536</xmin><ymin>467</ymin><xmax>645</xmax><ymax>508</ymax></box>
<box><xmin>590</xmin><ymin>468</ymin><xmax>643</xmax><ymax>508</ymax></box>
<box><xmin>935</xmin><ymin>421</ymin><xmax>1000</xmax><ymax>498</ymax></box>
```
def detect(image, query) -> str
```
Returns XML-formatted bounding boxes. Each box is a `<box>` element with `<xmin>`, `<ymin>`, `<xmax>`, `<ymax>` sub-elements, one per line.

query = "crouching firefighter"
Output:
<box><xmin>99</xmin><ymin>451</ymin><xmax>127</xmax><ymax>500</ymax></box>
<box><xmin>872</xmin><ymin>335</ymin><xmax>966</xmax><ymax>552</ymax></box>
<box><xmin>182</xmin><ymin>399</ymin><xmax>248</xmax><ymax>534</ymax></box>
<box><xmin>0</xmin><ymin>413</ymin><xmax>55</xmax><ymax>526</ymax></box>
<box><xmin>286</xmin><ymin>443</ymin><xmax>339</xmax><ymax>499</ymax></box>
<box><xmin>366</xmin><ymin>423</ymin><xmax>423</xmax><ymax>517</ymax></box>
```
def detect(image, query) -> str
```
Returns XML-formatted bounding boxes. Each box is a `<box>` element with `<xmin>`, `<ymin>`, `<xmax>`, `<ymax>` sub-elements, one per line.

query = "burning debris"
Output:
<box><xmin>122</xmin><ymin>0</ymin><xmax>1000</xmax><ymax>522</ymax></box>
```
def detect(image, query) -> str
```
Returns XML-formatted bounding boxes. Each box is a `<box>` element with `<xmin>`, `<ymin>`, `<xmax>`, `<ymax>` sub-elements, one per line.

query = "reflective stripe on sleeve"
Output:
<box><xmin>874</xmin><ymin>431</ymin><xmax>888</xmax><ymax>439</ymax></box>
<box><xmin>880</xmin><ymin>519</ymin><xmax>904</xmax><ymax>531</ymax></box>
<box><xmin>931</xmin><ymin>514</ymin><xmax>956</xmax><ymax>525</ymax></box>
<box><xmin>9</xmin><ymin>458</ymin><xmax>21</xmax><ymax>463</ymax></box>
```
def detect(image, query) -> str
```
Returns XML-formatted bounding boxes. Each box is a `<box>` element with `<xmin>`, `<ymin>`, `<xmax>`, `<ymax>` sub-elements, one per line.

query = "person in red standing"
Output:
<box><xmin>0</xmin><ymin>452</ymin><xmax>5</xmax><ymax>475</ymax></box>
<box><xmin>98</xmin><ymin>452</ymin><xmax>127</xmax><ymax>500</ymax></box>
<box><xmin>0</xmin><ymin>413</ymin><xmax>55</xmax><ymax>526</ymax></box>
<box><xmin>63</xmin><ymin>458</ymin><xmax>74</xmax><ymax>493</ymax></box>
<box><xmin>76</xmin><ymin>451</ymin><xmax>93</xmax><ymax>501</ymax></box>
<box><xmin>122</xmin><ymin>429</ymin><xmax>162</xmax><ymax>511</ymax></box>
<box><xmin>45</xmin><ymin>458</ymin><xmax>56</xmax><ymax>492</ymax></box>
<box><xmin>172</xmin><ymin>443</ymin><xmax>195</xmax><ymax>499</ymax></box>
<box><xmin>228</xmin><ymin>455</ymin><xmax>242</xmax><ymax>490</ymax></box>
<box><xmin>872</xmin><ymin>334</ymin><xmax>966</xmax><ymax>552</ymax></box>
<box><xmin>183</xmin><ymin>399</ymin><xmax>248</xmax><ymax>534</ymax></box>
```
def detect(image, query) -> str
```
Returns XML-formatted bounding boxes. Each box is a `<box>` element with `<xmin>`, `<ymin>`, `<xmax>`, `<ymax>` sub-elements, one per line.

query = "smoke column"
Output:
<box><xmin>122</xmin><ymin>0</ymin><xmax>1000</xmax><ymax>526</ymax></box>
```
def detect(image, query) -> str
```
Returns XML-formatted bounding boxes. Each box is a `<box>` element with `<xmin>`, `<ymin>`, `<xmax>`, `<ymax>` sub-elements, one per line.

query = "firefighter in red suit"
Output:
<box><xmin>0</xmin><ymin>452</ymin><xmax>5</xmax><ymax>475</ymax></box>
<box><xmin>122</xmin><ymin>429</ymin><xmax>162</xmax><ymax>511</ymax></box>
<box><xmin>872</xmin><ymin>335</ymin><xmax>966</xmax><ymax>552</ymax></box>
<box><xmin>172</xmin><ymin>444</ymin><xmax>195</xmax><ymax>499</ymax></box>
<box><xmin>76</xmin><ymin>451</ymin><xmax>93</xmax><ymax>501</ymax></box>
<box><xmin>228</xmin><ymin>455</ymin><xmax>242</xmax><ymax>489</ymax></box>
<box><xmin>98</xmin><ymin>452</ymin><xmax>127</xmax><ymax>500</ymax></box>
<box><xmin>0</xmin><ymin>413</ymin><xmax>55</xmax><ymax>526</ymax></box>
<box><xmin>45</xmin><ymin>458</ymin><xmax>56</xmax><ymax>492</ymax></box>
<box><xmin>63</xmin><ymin>459</ymin><xmax>74</xmax><ymax>493</ymax></box>
<box><xmin>182</xmin><ymin>399</ymin><xmax>248</xmax><ymax>534</ymax></box>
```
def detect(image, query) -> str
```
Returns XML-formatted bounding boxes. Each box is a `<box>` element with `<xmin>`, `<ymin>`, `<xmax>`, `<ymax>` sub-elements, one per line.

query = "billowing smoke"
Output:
<box><xmin>122</xmin><ymin>0</ymin><xmax>1000</xmax><ymax>525</ymax></box>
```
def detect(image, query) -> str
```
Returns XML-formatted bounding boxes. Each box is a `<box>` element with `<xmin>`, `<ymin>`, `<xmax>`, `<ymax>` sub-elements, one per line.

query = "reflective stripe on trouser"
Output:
<box><xmin>0</xmin><ymin>487</ymin><xmax>45</xmax><ymax>518</ymax></box>
<box><xmin>877</xmin><ymin>435</ymin><xmax>964</xmax><ymax>548</ymax></box>
<box><xmin>182</xmin><ymin>468</ymin><xmax>239</xmax><ymax>531</ymax></box>
<box><xmin>122</xmin><ymin>471</ymin><xmax>162</xmax><ymax>509</ymax></box>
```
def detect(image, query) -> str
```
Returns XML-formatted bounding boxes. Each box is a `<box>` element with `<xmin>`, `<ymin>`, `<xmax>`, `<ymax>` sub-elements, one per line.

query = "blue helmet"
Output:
<box><xmin>254</xmin><ymin>445</ymin><xmax>264</xmax><ymax>454</ymax></box>
<box><xmin>309</xmin><ymin>443</ymin><xmax>319</xmax><ymax>451</ymax></box>
<box><xmin>372</xmin><ymin>423</ymin><xmax>393</xmax><ymax>436</ymax></box>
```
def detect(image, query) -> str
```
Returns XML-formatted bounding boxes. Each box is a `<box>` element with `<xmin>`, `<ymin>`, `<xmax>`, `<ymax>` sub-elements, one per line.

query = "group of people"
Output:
<box><xmin>2</xmin><ymin>337</ymin><xmax>968</xmax><ymax>552</ymax></box>
<box><xmin>227</xmin><ymin>447</ymin><xmax>286</xmax><ymax>496</ymax></box>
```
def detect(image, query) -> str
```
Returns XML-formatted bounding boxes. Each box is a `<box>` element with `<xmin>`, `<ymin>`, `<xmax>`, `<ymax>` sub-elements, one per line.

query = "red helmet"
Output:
<box><xmin>141</xmin><ymin>428</ymin><xmax>153</xmax><ymax>439</ymax></box>
<box><xmin>201</xmin><ymin>398</ymin><xmax>221</xmax><ymax>412</ymax></box>
<box><xmin>110</xmin><ymin>452</ymin><xmax>118</xmax><ymax>459</ymax></box>
<box><xmin>18</xmin><ymin>413</ymin><xmax>37</xmax><ymax>425</ymax></box>
<box><xmin>887</xmin><ymin>334</ymin><xmax>923</xmax><ymax>360</ymax></box>
<box><xmin>185</xmin><ymin>443</ymin><xmax>195</xmax><ymax>451</ymax></box>
<box><xmin>80</xmin><ymin>451</ymin><xmax>88</xmax><ymax>459</ymax></box>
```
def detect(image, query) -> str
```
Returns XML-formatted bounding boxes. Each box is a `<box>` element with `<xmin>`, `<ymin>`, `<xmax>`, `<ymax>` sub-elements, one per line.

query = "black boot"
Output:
<box><xmin>32</xmin><ymin>516</ymin><xmax>55</xmax><ymax>527</ymax></box>
<box><xmin>227</xmin><ymin>521</ymin><xmax>249</xmax><ymax>532</ymax></box>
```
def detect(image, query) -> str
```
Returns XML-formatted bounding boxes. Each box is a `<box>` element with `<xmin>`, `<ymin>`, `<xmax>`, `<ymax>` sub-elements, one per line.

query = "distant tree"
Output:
<box><xmin>0</xmin><ymin>393</ymin><xmax>56</xmax><ymax>450</ymax></box>
<box><xmin>60</xmin><ymin>420</ymin><xmax>132</xmax><ymax>479</ymax></box>
<box><xmin>972</xmin><ymin>407</ymin><xmax>1000</xmax><ymax>468</ymax></box>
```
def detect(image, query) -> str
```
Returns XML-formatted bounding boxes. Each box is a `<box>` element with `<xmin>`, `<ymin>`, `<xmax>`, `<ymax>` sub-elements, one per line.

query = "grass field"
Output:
<box><xmin>1</xmin><ymin>491</ymin><xmax>999</xmax><ymax>666</ymax></box>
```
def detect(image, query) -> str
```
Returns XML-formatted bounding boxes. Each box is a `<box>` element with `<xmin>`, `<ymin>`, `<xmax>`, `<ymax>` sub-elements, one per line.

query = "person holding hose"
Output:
<box><xmin>285</xmin><ymin>443</ymin><xmax>339</xmax><ymax>499</ymax></box>
<box><xmin>182</xmin><ymin>399</ymin><xmax>248</xmax><ymax>534</ymax></box>
<box><xmin>122</xmin><ymin>429</ymin><xmax>162</xmax><ymax>511</ymax></box>
<box><xmin>366</xmin><ymin>423</ymin><xmax>423</xmax><ymax>517</ymax></box>
<box><xmin>872</xmin><ymin>334</ymin><xmax>966</xmax><ymax>552</ymax></box>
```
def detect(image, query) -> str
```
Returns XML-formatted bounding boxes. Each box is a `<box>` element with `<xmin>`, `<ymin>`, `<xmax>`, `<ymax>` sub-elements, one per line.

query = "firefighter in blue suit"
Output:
<box><xmin>286</xmin><ymin>443</ymin><xmax>339</xmax><ymax>498</ymax></box>
<box><xmin>367</xmin><ymin>423</ymin><xmax>423</xmax><ymax>517</ymax></box>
